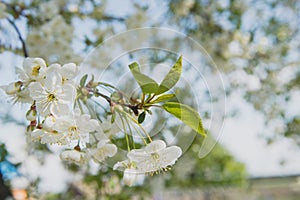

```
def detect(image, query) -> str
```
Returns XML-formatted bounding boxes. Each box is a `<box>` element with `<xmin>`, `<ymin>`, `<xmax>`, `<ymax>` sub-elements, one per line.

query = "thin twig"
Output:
<box><xmin>7</xmin><ymin>18</ymin><xmax>28</xmax><ymax>57</ymax></box>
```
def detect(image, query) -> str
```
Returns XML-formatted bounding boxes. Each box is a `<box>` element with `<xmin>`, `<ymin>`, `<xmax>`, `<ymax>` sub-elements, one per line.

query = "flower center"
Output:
<box><xmin>32</xmin><ymin>65</ymin><xmax>41</xmax><ymax>76</ymax></box>
<box><xmin>69</xmin><ymin>126</ymin><xmax>77</xmax><ymax>132</ymax></box>
<box><xmin>47</xmin><ymin>93</ymin><xmax>57</xmax><ymax>101</ymax></box>
<box><xmin>151</xmin><ymin>153</ymin><xmax>160</xmax><ymax>161</ymax></box>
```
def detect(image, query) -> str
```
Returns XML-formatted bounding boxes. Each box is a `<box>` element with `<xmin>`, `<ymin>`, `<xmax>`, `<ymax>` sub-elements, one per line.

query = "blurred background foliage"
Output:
<box><xmin>0</xmin><ymin>0</ymin><xmax>299</xmax><ymax>199</ymax></box>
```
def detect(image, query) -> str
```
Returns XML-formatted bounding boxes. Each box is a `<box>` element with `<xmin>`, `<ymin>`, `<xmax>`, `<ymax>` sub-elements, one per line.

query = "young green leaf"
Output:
<box><xmin>156</xmin><ymin>56</ymin><xmax>182</xmax><ymax>95</ymax></box>
<box><xmin>138</xmin><ymin>111</ymin><xmax>146</xmax><ymax>124</ymax></box>
<box><xmin>162</xmin><ymin>102</ymin><xmax>205</xmax><ymax>136</ymax></box>
<box><xmin>151</xmin><ymin>93</ymin><xmax>176</xmax><ymax>104</ymax></box>
<box><xmin>129</xmin><ymin>62</ymin><xmax>159</xmax><ymax>94</ymax></box>
<box><xmin>80</xmin><ymin>74</ymin><xmax>88</xmax><ymax>87</ymax></box>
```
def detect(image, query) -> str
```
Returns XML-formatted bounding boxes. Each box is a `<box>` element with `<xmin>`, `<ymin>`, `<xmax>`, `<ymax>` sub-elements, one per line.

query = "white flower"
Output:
<box><xmin>127</xmin><ymin>140</ymin><xmax>182</xmax><ymax>174</ymax></box>
<box><xmin>47</xmin><ymin>63</ymin><xmax>79</xmax><ymax>84</ymax></box>
<box><xmin>30</xmin><ymin>115</ymin><xmax>68</xmax><ymax>145</ymax></box>
<box><xmin>53</xmin><ymin>109</ymin><xmax>98</xmax><ymax>143</ymax></box>
<box><xmin>90</xmin><ymin>138</ymin><xmax>117</xmax><ymax>163</ymax></box>
<box><xmin>17</xmin><ymin>57</ymin><xmax>47</xmax><ymax>83</ymax></box>
<box><xmin>28</xmin><ymin>71</ymin><xmax>76</xmax><ymax>116</ymax></box>
<box><xmin>60</xmin><ymin>149</ymin><xmax>87</xmax><ymax>165</ymax></box>
<box><xmin>0</xmin><ymin>82</ymin><xmax>32</xmax><ymax>103</ymax></box>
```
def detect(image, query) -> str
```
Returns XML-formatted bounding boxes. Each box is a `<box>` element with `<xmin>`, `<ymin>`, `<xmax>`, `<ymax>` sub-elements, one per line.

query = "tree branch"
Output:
<box><xmin>7</xmin><ymin>18</ymin><xmax>28</xmax><ymax>57</ymax></box>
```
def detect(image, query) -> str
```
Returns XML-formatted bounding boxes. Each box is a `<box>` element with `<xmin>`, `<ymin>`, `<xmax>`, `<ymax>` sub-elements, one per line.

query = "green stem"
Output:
<box><xmin>124</xmin><ymin>114</ymin><xmax>135</xmax><ymax>149</ymax></box>
<box><xmin>120</xmin><ymin>110</ymin><xmax>152</xmax><ymax>143</ymax></box>
<box><xmin>118</xmin><ymin>112</ymin><xmax>131</xmax><ymax>152</ymax></box>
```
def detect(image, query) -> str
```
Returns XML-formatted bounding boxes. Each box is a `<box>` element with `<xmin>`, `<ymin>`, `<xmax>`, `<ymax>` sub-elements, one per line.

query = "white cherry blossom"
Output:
<box><xmin>53</xmin><ymin>109</ymin><xmax>98</xmax><ymax>143</ymax></box>
<box><xmin>127</xmin><ymin>140</ymin><xmax>182</xmax><ymax>174</ymax></box>
<box><xmin>17</xmin><ymin>57</ymin><xmax>47</xmax><ymax>83</ymax></box>
<box><xmin>90</xmin><ymin>138</ymin><xmax>117</xmax><ymax>163</ymax></box>
<box><xmin>47</xmin><ymin>63</ymin><xmax>79</xmax><ymax>84</ymax></box>
<box><xmin>28</xmin><ymin>71</ymin><xmax>76</xmax><ymax>116</ymax></box>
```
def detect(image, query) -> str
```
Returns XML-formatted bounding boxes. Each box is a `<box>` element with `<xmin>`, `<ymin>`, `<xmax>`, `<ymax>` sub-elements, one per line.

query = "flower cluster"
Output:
<box><xmin>1</xmin><ymin>57</ymin><xmax>183</xmax><ymax>186</ymax></box>
<box><xmin>1</xmin><ymin>57</ymin><xmax>116</xmax><ymax>164</ymax></box>
<box><xmin>27</xmin><ymin>16</ymin><xmax>81</xmax><ymax>64</ymax></box>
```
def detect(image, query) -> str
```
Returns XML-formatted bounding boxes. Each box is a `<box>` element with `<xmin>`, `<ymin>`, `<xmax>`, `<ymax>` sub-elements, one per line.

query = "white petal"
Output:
<box><xmin>41</xmin><ymin>132</ymin><xmax>64</xmax><ymax>144</ymax></box>
<box><xmin>44</xmin><ymin>115</ymin><xmax>56</xmax><ymax>130</ymax></box>
<box><xmin>28</xmin><ymin>82</ymin><xmax>44</xmax><ymax>99</ymax></box>
<box><xmin>92</xmin><ymin>143</ymin><xmax>117</xmax><ymax>162</ymax></box>
<box><xmin>16</xmin><ymin>67</ymin><xmax>28</xmax><ymax>82</ymax></box>
<box><xmin>159</xmin><ymin>146</ymin><xmax>182</xmax><ymax>168</ymax></box>
<box><xmin>50</xmin><ymin>103</ymin><xmax>70</xmax><ymax>116</ymax></box>
<box><xmin>145</xmin><ymin>140</ymin><xmax>166</xmax><ymax>153</ymax></box>
<box><xmin>127</xmin><ymin>149</ymin><xmax>148</xmax><ymax>163</ymax></box>
<box><xmin>94</xmin><ymin>128</ymin><xmax>108</xmax><ymax>141</ymax></box>
<box><xmin>58</xmin><ymin>83</ymin><xmax>76</xmax><ymax>103</ymax></box>
<box><xmin>97</xmin><ymin>140</ymin><xmax>110</xmax><ymax>148</ymax></box>
<box><xmin>60</xmin><ymin>150</ymin><xmax>86</xmax><ymax>165</ymax></box>
<box><xmin>60</xmin><ymin>63</ymin><xmax>78</xmax><ymax>80</ymax></box>
<box><xmin>44</xmin><ymin>72</ymin><xmax>62</xmax><ymax>92</ymax></box>
<box><xmin>113</xmin><ymin>160</ymin><xmax>130</xmax><ymax>170</ymax></box>
<box><xmin>23</xmin><ymin>57</ymin><xmax>46</xmax><ymax>76</ymax></box>
<box><xmin>105</xmin><ymin>144</ymin><xmax>117</xmax><ymax>157</ymax></box>
<box><xmin>123</xmin><ymin>168</ymin><xmax>138</xmax><ymax>187</ymax></box>
<box><xmin>46</xmin><ymin>63</ymin><xmax>61</xmax><ymax>74</ymax></box>
<box><xmin>31</xmin><ymin>129</ymin><xmax>44</xmax><ymax>141</ymax></box>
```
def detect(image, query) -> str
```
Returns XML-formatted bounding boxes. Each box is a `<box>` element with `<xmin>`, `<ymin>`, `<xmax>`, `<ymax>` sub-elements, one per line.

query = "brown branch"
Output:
<box><xmin>7</xmin><ymin>18</ymin><xmax>28</xmax><ymax>57</ymax></box>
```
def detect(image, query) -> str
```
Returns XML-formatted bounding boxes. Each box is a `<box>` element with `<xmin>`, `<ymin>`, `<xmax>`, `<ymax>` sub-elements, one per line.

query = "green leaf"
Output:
<box><xmin>156</xmin><ymin>56</ymin><xmax>182</xmax><ymax>95</ymax></box>
<box><xmin>129</xmin><ymin>62</ymin><xmax>159</xmax><ymax>94</ymax></box>
<box><xmin>162</xmin><ymin>102</ymin><xmax>205</xmax><ymax>136</ymax></box>
<box><xmin>138</xmin><ymin>112</ymin><xmax>146</xmax><ymax>124</ymax></box>
<box><xmin>151</xmin><ymin>93</ymin><xmax>176</xmax><ymax>104</ymax></box>
<box><xmin>80</xmin><ymin>74</ymin><xmax>88</xmax><ymax>87</ymax></box>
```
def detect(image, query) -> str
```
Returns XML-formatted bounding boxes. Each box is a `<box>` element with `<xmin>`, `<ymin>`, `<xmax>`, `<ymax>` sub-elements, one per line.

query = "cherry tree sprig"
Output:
<box><xmin>1</xmin><ymin>56</ymin><xmax>205</xmax><ymax>186</ymax></box>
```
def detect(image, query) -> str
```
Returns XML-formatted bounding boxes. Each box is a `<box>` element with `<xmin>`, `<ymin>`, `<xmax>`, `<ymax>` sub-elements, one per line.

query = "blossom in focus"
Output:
<box><xmin>28</xmin><ymin>71</ymin><xmax>76</xmax><ymax>116</ymax></box>
<box><xmin>47</xmin><ymin>63</ymin><xmax>79</xmax><ymax>84</ymax></box>
<box><xmin>17</xmin><ymin>57</ymin><xmax>47</xmax><ymax>83</ymax></box>
<box><xmin>53</xmin><ymin>109</ymin><xmax>98</xmax><ymax>143</ymax></box>
<box><xmin>127</xmin><ymin>140</ymin><xmax>182</xmax><ymax>174</ymax></box>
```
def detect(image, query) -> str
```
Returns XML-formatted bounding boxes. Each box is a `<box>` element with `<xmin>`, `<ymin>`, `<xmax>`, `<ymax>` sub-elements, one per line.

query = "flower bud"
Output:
<box><xmin>26</xmin><ymin>109</ymin><xmax>37</xmax><ymax>121</ymax></box>
<box><xmin>81</xmin><ymin>87</ymin><xmax>89</xmax><ymax>96</ymax></box>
